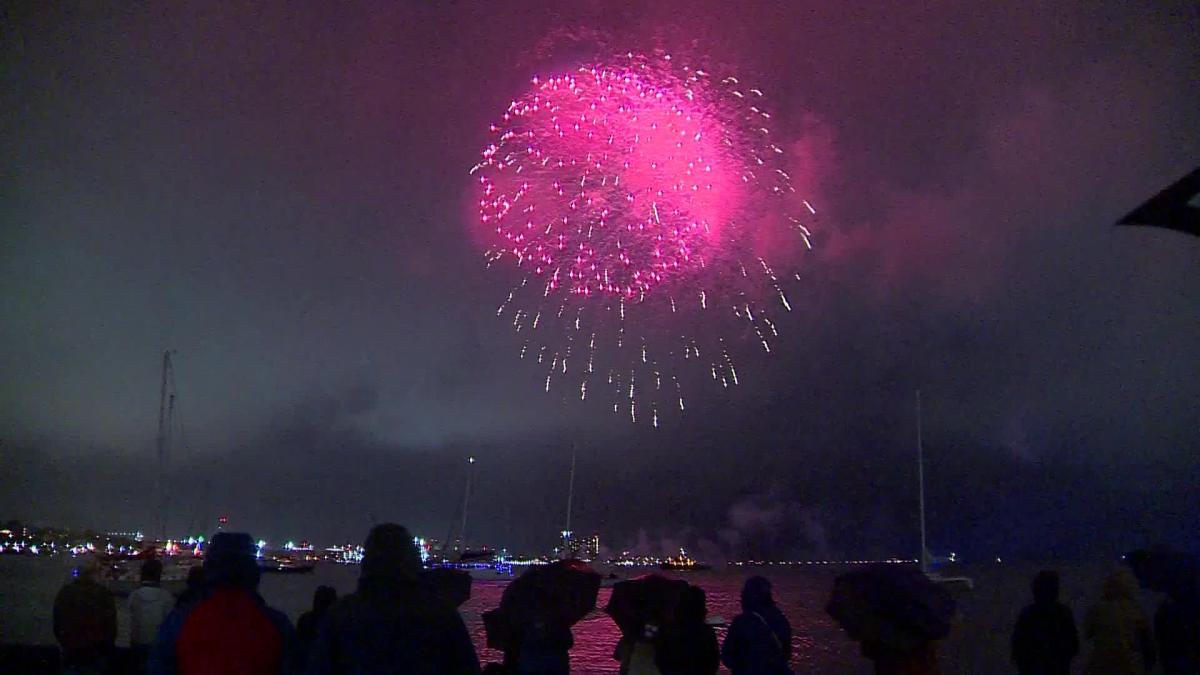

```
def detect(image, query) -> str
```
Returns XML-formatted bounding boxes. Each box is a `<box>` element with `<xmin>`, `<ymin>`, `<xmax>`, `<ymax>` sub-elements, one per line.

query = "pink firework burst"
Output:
<box><xmin>472</xmin><ymin>53</ymin><xmax>813</xmax><ymax>425</ymax></box>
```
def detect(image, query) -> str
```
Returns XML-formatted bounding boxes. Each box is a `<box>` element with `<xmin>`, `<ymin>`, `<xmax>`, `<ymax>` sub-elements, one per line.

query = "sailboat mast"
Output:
<box><xmin>565</xmin><ymin>444</ymin><xmax>576</xmax><ymax>537</ymax></box>
<box><xmin>155</xmin><ymin>351</ymin><xmax>172</xmax><ymax>541</ymax></box>
<box><xmin>916</xmin><ymin>390</ymin><xmax>927</xmax><ymax>573</ymax></box>
<box><xmin>460</xmin><ymin>456</ymin><xmax>475</xmax><ymax>550</ymax></box>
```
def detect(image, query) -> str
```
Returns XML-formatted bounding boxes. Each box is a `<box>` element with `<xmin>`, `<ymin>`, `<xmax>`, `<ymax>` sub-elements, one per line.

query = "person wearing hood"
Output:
<box><xmin>174</xmin><ymin>566</ymin><xmax>205</xmax><ymax>610</ymax></box>
<box><xmin>1153</xmin><ymin>586</ymin><xmax>1200</xmax><ymax>675</ymax></box>
<box><xmin>721</xmin><ymin>576</ymin><xmax>792</xmax><ymax>675</ymax></box>
<box><xmin>129</xmin><ymin>558</ymin><xmax>175</xmax><ymax>667</ymax></box>
<box><xmin>656</xmin><ymin>585</ymin><xmax>719</xmax><ymax>675</ymax></box>
<box><xmin>306</xmin><ymin>523</ymin><xmax>480</xmax><ymax>675</ymax></box>
<box><xmin>503</xmin><ymin>586</ymin><xmax>574</xmax><ymax>675</ymax></box>
<box><xmin>297</xmin><ymin>585</ymin><xmax>337</xmax><ymax>661</ymax></box>
<box><xmin>1083</xmin><ymin>568</ymin><xmax>1155</xmax><ymax>675</ymax></box>
<box><xmin>1011</xmin><ymin>570</ymin><xmax>1078</xmax><ymax>675</ymax></box>
<box><xmin>1126</xmin><ymin>548</ymin><xmax>1200</xmax><ymax>675</ymax></box>
<box><xmin>149</xmin><ymin>532</ymin><xmax>299</xmax><ymax>675</ymax></box>
<box><xmin>53</xmin><ymin>554</ymin><xmax>117</xmax><ymax>672</ymax></box>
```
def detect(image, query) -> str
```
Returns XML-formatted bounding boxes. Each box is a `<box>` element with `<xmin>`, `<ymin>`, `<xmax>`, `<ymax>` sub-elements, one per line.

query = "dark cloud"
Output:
<box><xmin>2</xmin><ymin>1</ymin><xmax>1198</xmax><ymax>560</ymax></box>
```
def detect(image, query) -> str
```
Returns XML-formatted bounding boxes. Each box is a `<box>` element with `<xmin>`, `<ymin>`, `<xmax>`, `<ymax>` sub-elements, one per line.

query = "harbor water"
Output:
<box><xmin>0</xmin><ymin>556</ymin><xmax>1137</xmax><ymax>673</ymax></box>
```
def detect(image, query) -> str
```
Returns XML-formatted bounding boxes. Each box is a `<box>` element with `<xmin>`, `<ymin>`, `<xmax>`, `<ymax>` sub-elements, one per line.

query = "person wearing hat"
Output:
<box><xmin>149</xmin><ymin>532</ymin><xmax>298</xmax><ymax>674</ymax></box>
<box><xmin>308</xmin><ymin>523</ymin><xmax>480</xmax><ymax>674</ymax></box>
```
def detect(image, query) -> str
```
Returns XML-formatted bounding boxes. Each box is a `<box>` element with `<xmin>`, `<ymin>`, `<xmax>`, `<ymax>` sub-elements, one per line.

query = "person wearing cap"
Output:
<box><xmin>149</xmin><ymin>532</ymin><xmax>299</xmax><ymax>674</ymax></box>
<box><xmin>53</xmin><ymin>554</ymin><xmax>117</xmax><ymax>671</ymax></box>
<box><xmin>307</xmin><ymin>523</ymin><xmax>480</xmax><ymax>675</ymax></box>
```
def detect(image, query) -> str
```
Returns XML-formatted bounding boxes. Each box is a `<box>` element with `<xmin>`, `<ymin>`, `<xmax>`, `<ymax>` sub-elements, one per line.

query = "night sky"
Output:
<box><xmin>2</xmin><ymin>2</ymin><xmax>1198</xmax><ymax>561</ymax></box>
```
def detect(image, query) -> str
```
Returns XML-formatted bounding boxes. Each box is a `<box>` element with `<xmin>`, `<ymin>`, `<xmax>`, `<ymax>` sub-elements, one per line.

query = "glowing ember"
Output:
<box><xmin>472</xmin><ymin>52</ymin><xmax>813</xmax><ymax>423</ymax></box>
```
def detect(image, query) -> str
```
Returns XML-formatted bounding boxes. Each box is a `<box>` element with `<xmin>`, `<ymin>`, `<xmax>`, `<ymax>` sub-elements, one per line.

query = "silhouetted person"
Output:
<box><xmin>129</xmin><ymin>558</ymin><xmax>174</xmax><ymax>667</ymax></box>
<box><xmin>1152</xmin><ymin>590</ymin><xmax>1200</xmax><ymax>675</ymax></box>
<box><xmin>509</xmin><ymin>618</ymin><xmax>573</xmax><ymax>674</ymax></box>
<box><xmin>53</xmin><ymin>556</ymin><xmax>117</xmax><ymax>673</ymax></box>
<box><xmin>656</xmin><ymin>586</ymin><xmax>719</xmax><ymax>675</ymax></box>
<box><xmin>1126</xmin><ymin>549</ymin><xmax>1200</xmax><ymax>675</ymax></box>
<box><xmin>174</xmin><ymin>566</ymin><xmax>205</xmax><ymax>610</ymax></box>
<box><xmin>307</xmin><ymin>523</ymin><xmax>480</xmax><ymax>675</ymax></box>
<box><xmin>721</xmin><ymin>576</ymin><xmax>792</xmax><ymax>675</ymax></box>
<box><xmin>296</xmin><ymin>585</ymin><xmax>337</xmax><ymax>654</ymax></box>
<box><xmin>504</xmin><ymin>588</ymin><xmax>573</xmax><ymax>675</ymax></box>
<box><xmin>1011</xmin><ymin>570</ymin><xmax>1079</xmax><ymax>675</ymax></box>
<box><xmin>1083</xmin><ymin>568</ymin><xmax>1154</xmax><ymax>675</ymax></box>
<box><xmin>613</xmin><ymin>616</ymin><xmax>663</xmax><ymax>675</ymax></box>
<box><xmin>149</xmin><ymin>532</ymin><xmax>298</xmax><ymax>675</ymax></box>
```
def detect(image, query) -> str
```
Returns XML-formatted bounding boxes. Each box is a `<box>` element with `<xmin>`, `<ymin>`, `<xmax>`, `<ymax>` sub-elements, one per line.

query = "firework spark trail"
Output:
<box><xmin>472</xmin><ymin>52</ymin><xmax>814</xmax><ymax>422</ymax></box>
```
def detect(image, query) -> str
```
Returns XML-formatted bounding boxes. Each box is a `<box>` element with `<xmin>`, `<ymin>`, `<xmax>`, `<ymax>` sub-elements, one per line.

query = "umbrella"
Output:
<box><xmin>1117</xmin><ymin>166</ymin><xmax>1200</xmax><ymax>237</ymax></box>
<box><xmin>421</xmin><ymin>567</ymin><xmax>472</xmax><ymax>608</ymax></box>
<box><xmin>604</xmin><ymin>574</ymin><xmax>690</xmax><ymax>635</ymax></box>
<box><xmin>506</xmin><ymin>559</ymin><xmax>603</xmax><ymax>624</ymax></box>
<box><xmin>826</xmin><ymin>565</ymin><xmax>956</xmax><ymax>653</ymax></box>
<box><xmin>484</xmin><ymin>559</ymin><xmax>602</xmax><ymax>650</ymax></box>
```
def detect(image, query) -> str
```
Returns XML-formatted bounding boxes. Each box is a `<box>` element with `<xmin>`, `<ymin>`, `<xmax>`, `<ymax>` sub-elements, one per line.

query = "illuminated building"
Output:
<box><xmin>560</xmin><ymin>531</ymin><xmax>601</xmax><ymax>561</ymax></box>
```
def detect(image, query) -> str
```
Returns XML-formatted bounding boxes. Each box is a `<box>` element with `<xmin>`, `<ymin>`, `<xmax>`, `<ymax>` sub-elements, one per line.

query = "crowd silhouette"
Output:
<box><xmin>19</xmin><ymin>526</ymin><xmax>1199</xmax><ymax>674</ymax></box>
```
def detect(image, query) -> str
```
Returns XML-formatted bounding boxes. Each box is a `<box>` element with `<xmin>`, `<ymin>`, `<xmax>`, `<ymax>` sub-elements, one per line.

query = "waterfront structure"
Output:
<box><xmin>559</xmin><ymin>531</ymin><xmax>600</xmax><ymax>561</ymax></box>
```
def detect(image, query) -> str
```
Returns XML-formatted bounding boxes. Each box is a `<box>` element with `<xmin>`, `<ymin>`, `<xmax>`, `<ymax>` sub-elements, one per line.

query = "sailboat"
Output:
<box><xmin>916</xmin><ymin>391</ymin><xmax>974</xmax><ymax>592</ymax></box>
<box><xmin>560</xmin><ymin>444</ymin><xmax>577</xmax><ymax>559</ymax></box>
<box><xmin>101</xmin><ymin>351</ymin><xmax>203</xmax><ymax>594</ymax></box>
<box><xmin>560</xmin><ymin>444</ymin><xmax>624</xmax><ymax>587</ymax></box>
<box><xmin>430</xmin><ymin>456</ymin><xmax>513</xmax><ymax>582</ymax></box>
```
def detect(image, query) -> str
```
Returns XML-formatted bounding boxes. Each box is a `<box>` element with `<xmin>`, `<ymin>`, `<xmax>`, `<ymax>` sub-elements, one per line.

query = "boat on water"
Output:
<box><xmin>102</xmin><ymin>353</ymin><xmax>211</xmax><ymax>595</ymax></box>
<box><xmin>259</xmin><ymin>554</ymin><xmax>316</xmax><ymax>574</ymax></box>
<box><xmin>435</xmin><ymin>560</ymin><xmax>515</xmax><ymax>582</ymax></box>
<box><xmin>916</xmin><ymin>391</ymin><xmax>974</xmax><ymax>592</ymax></box>
<box><xmin>660</xmin><ymin>549</ymin><xmax>712</xmax><ymax>571</ymax></box>
<box><xmin>101</xmin><ymin>548</ymin><xmax>201</xmax><ymax>596</ymax></box>
<box><xmin>427</xmin><ymin>459</ymin><xmax>516</xmax><ymax>583</ymax></box>
<box><xmin>600</xmin><ymin>573</ymin><xmax>624</xmax><ymax>588</ymax></box>
<box><xmin>924</xmin><ymin>569</ymin><xmax>973</xmax><ymax>592</ymax></box>
<box><xmin>426</xmin><ymin>549</ymin><xmax>514</xmax><ymax>582</ymax></box>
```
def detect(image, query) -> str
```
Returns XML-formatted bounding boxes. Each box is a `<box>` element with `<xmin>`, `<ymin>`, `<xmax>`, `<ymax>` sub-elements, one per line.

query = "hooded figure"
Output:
<box><xmin>1154</xmin><ymin>586</ymin><xmax>1200</xmax><ymax>675</ymax></box>
<box><xmin>53</xmin><ymin>555</ymin><xmax>117</xmax><ymax>669</ymax></box>
<box><xmin>1011</xmin><ymin>570</ymin><xmax>1079</xmax><ymax>675</ymax></box>
<box><xmin>149</xmin><ymin>532</ymin><xmax>298</xmax><ymax>675</ymax></box>
<box><xmin>656</xmin><ymin>585</ymin><xmax>719</xmax><ymax>675</ymax></box>
<box><xmin>721</xmin><ymin>577</ymin><xmax>792</xmax><ymax>675</ymax></box>
<box><xmin>1126</xmin><ymin>548</ymin><xmax>1200</xmax><ymax>675</ymax></box>
<box><xmin>307</xmin><ymin>523</ymin><xmax>480</xmax><ymax>675</ymax></box>
<box><xmin>297</xmin><ymin>585</ymin><xmax>338</xmax><ymax>649</ymax></box>
<box><xmin>1083</xmin><ymin>568</ymin><xmax>1155</xmax><ymax>675</ymax></box>
<box><xmin>129</xmin><ymin>558</ymin><xmax>175</xmax><ymax>658</ymax></box>
<box><xmin>504</xmin><ymin>585</ymin><xmax>574</xmax><ymax>675</ymax></box>
<box><xmin>174</xmin><ymin>566</ymin><xmax>205</xmax><ymax>610</ymax></box>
